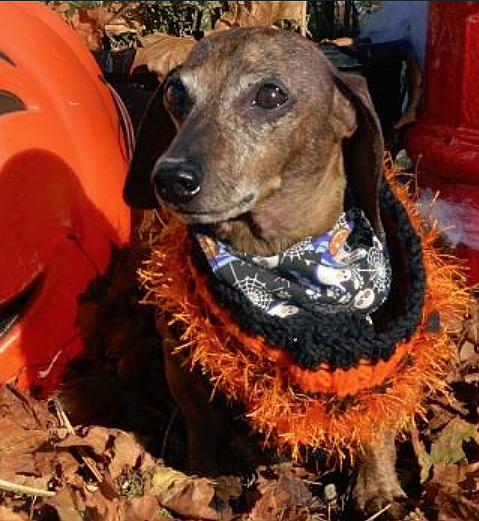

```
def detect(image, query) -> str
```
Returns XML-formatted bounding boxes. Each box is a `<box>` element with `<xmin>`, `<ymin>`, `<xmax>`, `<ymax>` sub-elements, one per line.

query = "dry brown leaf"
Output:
<box><xmin>83</xmin><ymin>490</ymin><xmax>125</xmax><ymax>521</ymax></box>
<box><xmin>151</xmin><ymin>467</ymin><xmax>232</xmax><ymax>520</ymax></box>
<box><xmin>217</xmin><ymin>1</ymin><xmax>307</xmax><ymax>30</ymax></box>
<box><xmin>0</xmin><ymin>454</ymin><xmax>39</xmax><ymax>483</ymax></box>
<box><xmin>0</xmin><ymin>388</ymin><xmax>53</xmax><ymax>459</ymax></box>
<box><xmin>424</xmin><ymin>461</ymin><xmax>479</xmax><ymax>520</ymax></box>
<box><xmin>0</xmin><ymin>386</ymin><xmax>56</xmax><ymax>430</ymax></box>
<box><xmin>56</xmin><ymin>426</ymin><xmax>111</xmax><ymax>453</ymax></box>
<box><xmin>132</xmin><ymin>34</ymin><xmax>196</xmax><ymax>81</ymax></box>
<box><xmin>250</xmin><ymin>474</ymin><xmax>314</xmax><ymax>521</ymax></box>
<box><xmin>430</xmin><ymin>418</ymin><xmax>479</xmax><ymax>467</ymax></box>
<box><xmin>0</xmin><ymin>388</ymin><xmax>70</xmax><ymax>491</ymax></box>
<box><xmin>55</xmin><ymin>426</ymin><xmax>154</xmax><ymax>482</ymax></box>
<box><xmin>48</xmin><ymin>2</ymin><xmax>141</xmax><ymax>51</ymax></box>
<box><xmin>0</xmin><ymin>506</ymin><xmax>29</xmax><ymax>521</ymax></box>
<box><xmin>436</xmin><ymin>463</ymin><xmax>469</xmax><ymax>495</ymax></box>
<box><xmin>66</xmin><ymin>8</ymin><xmax>111</xmax><ymax>51</ymax></box>
<box><xmin>130</xmin><ymin>1</ymin><xmax>307</xmax><ymax>80</ymax></box>
<box><xmin>54</xmin><ymin>451</ymin><xmax>84</xmax><ymax>488</ymax></box>
<box><xmin>43</xmin><ymin>488</ymin><xmax>174</xmax><ymax>521</ymax></box>
<box><xmin>0</xmin><ymin>419</ymin><xmax>49</xmax><ymax>457</ymax></box>
<box><xmin>108</xmin><ymin>430</ymin><xmax>155</xmax><ymax>479</ymax></box>
<box><xmin>43</xmin><ymin>489</ymin><xmax>84</xmax><ymax>521</ymax></box>
<box><xmin>124</xmin><ymin>494</ymin><xmax>173</xmax><ymax>521</ymax></box>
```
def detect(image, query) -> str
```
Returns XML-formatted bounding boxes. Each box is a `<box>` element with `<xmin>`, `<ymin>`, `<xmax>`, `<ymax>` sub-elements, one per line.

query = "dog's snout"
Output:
<box><xmin>153</xmin><ymin>161</ymin><xmax>202</xmax><ymax>204</ymax></box>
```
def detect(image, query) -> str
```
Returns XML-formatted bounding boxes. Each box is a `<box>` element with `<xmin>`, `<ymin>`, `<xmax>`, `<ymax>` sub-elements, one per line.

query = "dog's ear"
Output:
<box><xmin>331</xmin><ymin>71</ymin><xmax>385</xmax><ymax>241</ymax></box>
<box><xmin>123</xmin><ymin>82</ymin><xmax>177</xmax><ymax>209</ymax></box>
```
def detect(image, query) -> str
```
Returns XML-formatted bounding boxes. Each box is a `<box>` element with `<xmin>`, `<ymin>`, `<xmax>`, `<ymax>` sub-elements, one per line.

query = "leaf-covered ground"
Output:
<box><xmin>1</xmin><ymin>246</ymin><xmax>478</xmax><ymax>521</ymax></box>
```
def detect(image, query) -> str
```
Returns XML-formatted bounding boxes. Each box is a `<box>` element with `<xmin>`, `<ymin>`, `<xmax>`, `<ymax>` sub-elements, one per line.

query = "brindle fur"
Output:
<box><xmin>124</xmin><ymin>27</ymin><xmax>409</xmax><ymax>519</ymax></box>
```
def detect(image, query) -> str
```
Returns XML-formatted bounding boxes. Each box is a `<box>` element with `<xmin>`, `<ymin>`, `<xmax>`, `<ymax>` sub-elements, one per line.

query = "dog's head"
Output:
<box><xmin>124</xmin><ymin>27</ymin><xmax>384</xmax><ymax>251</ymax></box>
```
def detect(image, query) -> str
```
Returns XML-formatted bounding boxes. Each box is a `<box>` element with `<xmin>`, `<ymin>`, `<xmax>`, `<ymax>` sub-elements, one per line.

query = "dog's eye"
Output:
<box><xmin>254</xmin><ymin>84</ymin><xmax>288</xmax><ymax>109</ymax></box>
<box><xmin>165</xmin><ymin>78</ymin><xmax>191</xmax><ymax>119</ymax></box>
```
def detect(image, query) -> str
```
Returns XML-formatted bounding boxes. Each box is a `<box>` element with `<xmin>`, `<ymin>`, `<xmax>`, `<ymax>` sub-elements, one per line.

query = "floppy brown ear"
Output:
<box><xmin>332</xmin><ymin>71</ymin><xmax>385</xmax><ymax>241</ymax></box>
<box><xmin>123</xmin><ymin>81</ymin><xmax>177</xmax><ymax>209</ymax></box>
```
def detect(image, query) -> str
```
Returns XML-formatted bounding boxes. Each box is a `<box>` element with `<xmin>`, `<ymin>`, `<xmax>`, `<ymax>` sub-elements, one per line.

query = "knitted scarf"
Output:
<box><xmin>141</xmin><ymin>171</ymin><xmax>471</xmax><ymax>456</ymax></box>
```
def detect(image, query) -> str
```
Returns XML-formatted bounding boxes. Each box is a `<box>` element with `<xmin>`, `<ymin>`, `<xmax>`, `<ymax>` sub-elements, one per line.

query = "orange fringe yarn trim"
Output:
<box><xmin>141</xmin><ymin>170</ymin><xmax>472</xmax><ymax>457</ymax></box>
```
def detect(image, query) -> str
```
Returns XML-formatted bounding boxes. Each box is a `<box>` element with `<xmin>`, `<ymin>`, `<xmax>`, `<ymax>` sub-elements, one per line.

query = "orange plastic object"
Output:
<box><xmin>0</xmin><ymin>1</ymin><xmax>131</xmax><ymax>394</ymax></box>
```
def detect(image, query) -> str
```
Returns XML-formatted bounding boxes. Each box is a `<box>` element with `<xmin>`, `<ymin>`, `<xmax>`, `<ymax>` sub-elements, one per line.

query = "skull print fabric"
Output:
<box><xmin>195</xmin><ymin>209</ymin><xmax>391</xmax><ymax>319</ymax></box>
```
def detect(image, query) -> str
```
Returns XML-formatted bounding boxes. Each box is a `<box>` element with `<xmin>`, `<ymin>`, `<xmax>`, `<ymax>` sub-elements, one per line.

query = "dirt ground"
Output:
<box><xmin>1</xmin><ymin>246</ymin><xmax>479</xmax><ymax>521</ymax></box>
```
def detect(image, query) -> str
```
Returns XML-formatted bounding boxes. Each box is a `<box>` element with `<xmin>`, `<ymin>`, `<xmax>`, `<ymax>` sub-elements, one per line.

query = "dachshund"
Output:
<box><xmin>124</xmin><ymin>27</ymin><xmax>411</xmax><ymax>519</ymax></box>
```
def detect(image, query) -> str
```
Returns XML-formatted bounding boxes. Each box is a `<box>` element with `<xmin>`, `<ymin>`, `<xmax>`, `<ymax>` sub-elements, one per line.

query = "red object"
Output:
<box><xmin>408</xmin><ymin>1</ymin><xmax>479</xmax><ymax>283</ymax></box>
<box><xmin>0</xmin><ymin>1</ymin><xmax>131</xmax><ymax>393</ymax></box>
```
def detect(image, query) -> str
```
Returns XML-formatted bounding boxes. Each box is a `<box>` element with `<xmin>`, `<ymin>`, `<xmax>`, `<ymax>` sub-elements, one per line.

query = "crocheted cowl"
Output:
<box><xmin>141</xmin><ymin>171</ymin><xmax>471</xmax><ymax>457</ymax></box>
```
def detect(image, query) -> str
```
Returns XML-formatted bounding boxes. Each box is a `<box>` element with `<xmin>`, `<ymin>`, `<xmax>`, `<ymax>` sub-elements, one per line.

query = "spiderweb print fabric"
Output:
<box><xmin>195</xmin><ymin>208</ymin><xmax>391</xmax><ymax>319</ymax></box>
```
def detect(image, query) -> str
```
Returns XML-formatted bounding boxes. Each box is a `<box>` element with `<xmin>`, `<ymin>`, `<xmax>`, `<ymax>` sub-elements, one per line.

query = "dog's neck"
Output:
<box><xmin>211</xmin><ymin>149</ymin><xmax>347</xmax><ymax>257</ymax></box>
<box><xmin>212</xmin><ymin>217</ymin><xmax>296</xmax><ymax>257</ymax></box>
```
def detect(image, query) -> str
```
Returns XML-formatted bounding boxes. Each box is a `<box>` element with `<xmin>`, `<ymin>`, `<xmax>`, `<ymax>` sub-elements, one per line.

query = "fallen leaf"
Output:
<box><xmin>427</xmin><ymin>464</ymin><xmax>479</xmax><ymax>521</ymax></box>
<box><xmin>132</xmin><ymin>34</ymin><xmax>196</xmax><ymax>81</ymax></box>
<box><xmin>0</xmin><ymin>419</ymin><xmax>49</xmax><ymax>457</ymax></box>
<box><xmin>0</xmin><ymin>386</ymin><xmax>56</xmax><ymax>431</ymax></box>
<box><xmin>0</xmin><ymin>452</ymin><xmax>41</xmax><ymax>480</ymax></box>
<box><xmin>80</xmin><ymin>8</ymin><xmax>112</xmax><ymax>50</ymax></box>
<box><xmin>43</xmin><ymin>489</ymin><xmax>84</xmax><ymax>521</ymax></box>
<box><xmin>430</xmin><ymin>418</ymin><xmax>479</xmax><ymax>466</ymax></box>
<box><xmin>54</xmin><ymin>451</ymin><xmax>84</xmax><ymax>488</ymax></box>
<box><xmin>151</xmin><ymin>467</ymin><xmax>232</xmax><ymax>520</ymax></box>
<box><xmin>124</xmin><ymin>494</ymin><xmax>174</xmax><ymax>521</ymax></box>
<box><xmin>83</xmin><ymin>490</ymin><xmax>125</xmax><ymax>521</ymax></box>
<box><xmin>250</xmin><ymin>474</ymin><xmax>314</xmax><ymax>521</ymax></box>
<box><xmin>56</xmin><ymin>426</ymin><xmax>111</xmax><ymax>454</ymax></box>
<box><xmin>0</xmin><ymin>506</ymin><xmax>29</xmax><ymax>521</ymax></box>
<box><xmin>108</xmin><ymin>431</ymin><xmax>153</xmax><ymax>479</ymax></box>
<box><xmin>424</xmin><ymin>451</ymin><xmax>479</xmax><ymax>519</ymax></box>
<box><xmin>217</xmin><ymin>1</ymin><xmax>307</xmax><ymax>29</ymax></box>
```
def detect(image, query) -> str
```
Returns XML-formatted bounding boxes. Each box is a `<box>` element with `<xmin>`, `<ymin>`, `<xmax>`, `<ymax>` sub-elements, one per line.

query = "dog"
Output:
<box><xmin>124</xmin><ymin>27</ymin><xmax>414</xmax><ymax>519</ymax></box>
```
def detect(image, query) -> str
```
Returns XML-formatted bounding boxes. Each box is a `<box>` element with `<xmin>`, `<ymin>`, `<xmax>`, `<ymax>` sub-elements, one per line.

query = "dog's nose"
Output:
<box><xmin>153</xmin><ymin>161</ymin><xmax>202</xmax><ymax>204</ymax></box>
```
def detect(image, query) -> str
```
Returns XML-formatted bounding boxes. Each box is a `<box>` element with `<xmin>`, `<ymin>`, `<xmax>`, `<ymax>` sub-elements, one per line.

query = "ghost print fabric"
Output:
<box><xmin>195</xmin><ymin>209</ymin><xmax>391</xmax><ymax>319</ymax></box>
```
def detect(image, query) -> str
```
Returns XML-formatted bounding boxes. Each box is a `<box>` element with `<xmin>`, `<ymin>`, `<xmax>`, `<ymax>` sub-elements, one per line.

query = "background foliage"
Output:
<box><xmin>45</xmin><ymin>1</ymin><xmax>384</xmax><ymax>50</ymax></box>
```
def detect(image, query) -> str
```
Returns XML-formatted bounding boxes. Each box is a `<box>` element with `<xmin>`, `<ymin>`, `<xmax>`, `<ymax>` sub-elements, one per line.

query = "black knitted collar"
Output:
<box><xmin>190</xmin><ymin>180</ymin><xmax>426</xmax><ymax>370</ymax></box>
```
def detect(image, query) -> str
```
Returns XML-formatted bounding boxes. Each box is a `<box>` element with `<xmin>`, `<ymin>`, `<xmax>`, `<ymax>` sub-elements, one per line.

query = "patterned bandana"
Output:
<box><xmin>195</xmin><ymin>208</ymin><xmax>391</xmax><ymax>321</ymax></box>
